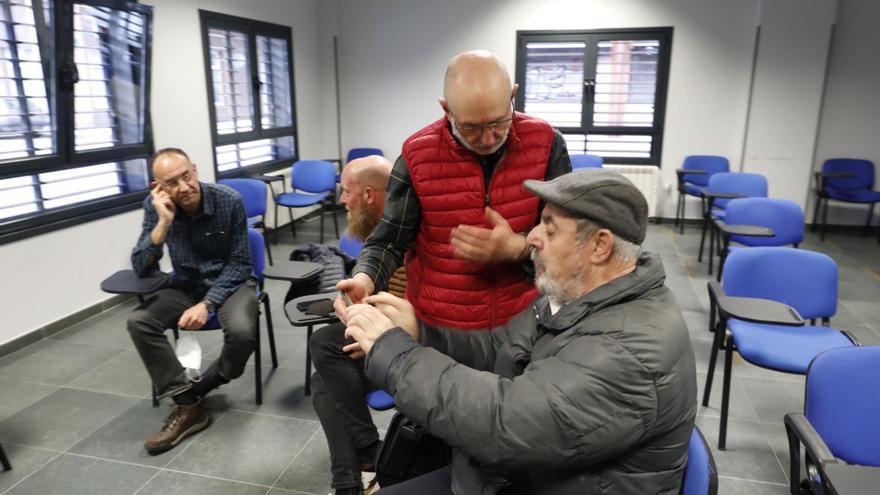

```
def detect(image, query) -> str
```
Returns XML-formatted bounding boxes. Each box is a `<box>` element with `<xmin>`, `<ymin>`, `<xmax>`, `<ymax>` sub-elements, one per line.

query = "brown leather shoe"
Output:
<box><xmin>144</xmin><ymin>400</ymin><xmax>210</xmax><ymax>454</ymax></box>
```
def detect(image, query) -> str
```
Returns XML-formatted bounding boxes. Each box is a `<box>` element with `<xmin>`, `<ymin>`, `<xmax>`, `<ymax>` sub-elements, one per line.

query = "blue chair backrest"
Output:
<box><xmin>725</xmin><ymin>198</ymin><xmax>804</xmax><ymax>247</ymax></box>
<box><xmin>707</xmin><ymin>172</ymin><xmax>767</xmax><ymax>209</ymax></box>
<box><xmin>292</xmin><ymin>160</ymin><xmax>336</xmax><ymax>193</ymax></box>
<box><xmin>682</xmin><ymin>426</ymin><xmax>717</xmax><ymax>495</ymax></box>
<box><xmin>570</xmin><ymin>153</ymin><xmax>603</xmax><ymax>170</ymax></box>
<box><xmin>723</xmin><ymin>247</ymin><xmax>837</xmax><ymax>320</ymax></box>
<box><xmin>247</xmin><ymin>228</ymin><xmax>265</xmax><ymax>283</ymax></box>
<box><xmin>822</xmin><ymin>158</ymin><xmax>875</xmax><ymax>191</ymax></box>
<box><xmin>682</xmin><ymin>155</ymin><xmax>729</xmax><ymax>187</ymax></box>
<box><xmin>347</xmin><ymin>148</ymin><xmax>384</xmax><ymax>163</ymax></box>
<box><xmin>219</xmin><ymin>178</ymin><xmax>267</xmax><ymax>218</ymax></box>
<box><xmin>805</xmin><ymin>346</ymin><xmax>880</xmax><ymax>466</ymax></box>
<box><xmin>339</xmin><ymin>232</ymin><xmax>363</xmax><ymax>258</ymax></box>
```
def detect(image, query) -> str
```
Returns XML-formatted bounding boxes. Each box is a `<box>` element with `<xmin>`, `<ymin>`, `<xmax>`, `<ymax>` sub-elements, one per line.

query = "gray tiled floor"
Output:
<box><xmin>0</xmin><ymin>212</ymin><xmax>878</xmax><ymax>494</ymax></box>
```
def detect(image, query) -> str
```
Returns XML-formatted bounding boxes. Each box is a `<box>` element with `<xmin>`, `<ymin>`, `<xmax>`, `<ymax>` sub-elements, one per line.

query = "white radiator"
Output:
<box><xmin>602</xmin><ymin>164</ymin><xmax>661</xmax><ymax>219</ymax></box>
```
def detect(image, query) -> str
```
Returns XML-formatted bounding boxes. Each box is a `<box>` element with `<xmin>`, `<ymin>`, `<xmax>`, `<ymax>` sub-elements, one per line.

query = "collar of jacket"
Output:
<box><xmin>535</xmin><ymin>252</ymin><xmax>666</xmax><ymax>333</ymax></box>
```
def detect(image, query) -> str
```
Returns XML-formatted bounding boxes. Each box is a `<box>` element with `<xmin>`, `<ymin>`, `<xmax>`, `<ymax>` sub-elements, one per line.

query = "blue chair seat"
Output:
<box><xmin>275</xmin><ymin>191</ymin><xmax>330</xmax><ymax>208</ymax></box>
<box><xmin>685</xmin><ymin>184</ymin><xmax>708</xmax><ymax>196</ymax></box>
<box><xmin>711</xmin><ymin>208</ymin><xmax>725</xmax><ymax>221</ymax></box>
<box><xmin>826</xmin><ymin>187</ymin><xmax>880</xmax><ymax>203</ymax></box>
<box><xmin>729</xmin><ymin>320</ymin><xmax>854</xmax><ymax>374</ymax></box>
<box><xmin>366</xmin><ymin>390</ymin><xmax>396</xmax><ymax>411</ymax></box>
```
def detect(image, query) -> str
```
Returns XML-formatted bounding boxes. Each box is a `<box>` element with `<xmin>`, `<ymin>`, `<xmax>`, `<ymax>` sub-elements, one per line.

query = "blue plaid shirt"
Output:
<box><xmin>131</xmin><ymin>182</ymin><xmax>254</xmax><ymax>306</ymax></box>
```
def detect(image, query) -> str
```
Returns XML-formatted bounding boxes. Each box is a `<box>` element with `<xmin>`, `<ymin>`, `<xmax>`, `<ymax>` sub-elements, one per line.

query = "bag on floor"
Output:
<box><xmin>375</xmin><ymin>412</ymin><xmax>452</xmax><ymax>487</ymax></box>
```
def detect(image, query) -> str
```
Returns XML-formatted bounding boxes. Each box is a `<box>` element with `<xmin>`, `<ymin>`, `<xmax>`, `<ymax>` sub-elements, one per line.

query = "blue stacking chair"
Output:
<box><xmin>785</xmin><ymin>346</ymin><xmax>880</xmax><ymax>495</ymax></box>
<box><xmin>698</xmin><ymin>172</ymin><xmax>767</xmax><ymax>273</ymax></box>
<box><xmin>570</xmin><ymin>153</ymin><xmax>603</xmax><ymax>170</ymax></box>
<box><xmin>675</xmin><ymin>155</ymin><xmax>729</xmax><ymax>233</ymax></box>
<box><xmin>274</xmin><ymin>160</ymin><xmax>339</xmax><ymax>244</ymax></box>
<box><xmin>713</xmin><ymin>197</ymin><xmax>803</xmax><ymax>281</ymax></box>
<box><xmin>332</xmin><ymin>147</ymin><xmax>384</xmax><ymax>183</ymax></box>
<box><xmin>681</xmin><ymin>426</ymin><xmax>717</xmax><ymax>495</ymax></box>
<box><xmin>219</xmin><ymin>178</ymin><xmax>273</xmax><ymax>264</ymax></box>
<box><xmin>812</xmin><ymin>158</ymin><xmax>880</xmax><ymax>241</ymax></box>
<box><xmin>338</xmin><ymin>232</ymin><xmax>364</xmax><ymax>258</ymax></box>
<box><xmin>702</xmin><ymin>247</ymin><xmax>859</xmax><ymax>449</ymax></box>
<box><xmin>0</xmin><ymin>441</ymin><xmax>9</xmax><ymax>471</ymax></box>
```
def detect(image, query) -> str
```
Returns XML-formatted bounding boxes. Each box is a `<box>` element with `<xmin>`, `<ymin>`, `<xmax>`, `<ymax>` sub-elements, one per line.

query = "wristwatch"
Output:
<box><xmin>201</xmin><ymin>299</ymin><xmax>216</xmax><ymax>313</ymax></box>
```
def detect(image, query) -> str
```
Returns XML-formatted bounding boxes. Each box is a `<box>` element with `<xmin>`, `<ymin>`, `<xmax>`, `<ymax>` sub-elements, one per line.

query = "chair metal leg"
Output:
<box><xmin>0</xmin><ymin>441</ymin><xmax>11</xmax><ymax>471</ymax></box>
<box><xmin>821</xmin><ymin>197</ymin><xmax>829</xmax><ymax>241</ymax></box>
<box><xmin>708</xmin><ymin>221</ymin><xmax>716</xmax><ymax>275</ymax></box>
<box><xmin>255</xmin><ymin>312</ymin><xmax>262</xmax><ymax>405</ymax></box>
<box><xmin>319</xmin><ymin>208</ymin><xmax>325</xmax><ymax>244</ymax></box>
<box><xmin>698</xmin><ymin>213</ymin><xmax>709</xmax><ymax>262</ymax></box>
<box><xmin>289</xmin><ymin>208</ymin><xmax>297</xmax><ymax>239</ymax></box>
<box><xmin>304</xmin><ymin>325</ymin><xmax>313</xmax><ymax>396</ymax></box>
<box><xmin>274</xmin><ymin>203</ymin><xmax>280</xmax><ymax>245</ymax></box>
<box><xmin>864</xmin><ymin>205</ymin><xmax>874</xmax><ymax>236</ymax></box>
<box><xmin>719</xmin><ymin>341</ymin><xmax>734</xmax><ymax>450</ymax></box>
<box><xmin>810</xmin><ymin>195</ymin><xmax>822</xmax><ymax>232</ymax></box>
<box><xmin>263</xmin><ymin>297</ymin><xmax>278</xmax><ymax>368</ymax></box>
<box><xmin>675</xmin><ymin>193</ymin><xmax>682</xmax><ymax>229</ymax></box>
<box><xmin>702</xmin><ymin>320</ymin><xmax>724</xmax><ymax>407</ymax></box>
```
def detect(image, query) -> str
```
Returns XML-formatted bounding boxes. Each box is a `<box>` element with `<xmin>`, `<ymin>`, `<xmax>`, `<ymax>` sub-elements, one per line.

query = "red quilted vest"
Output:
<box><xmin>402</xmin><ymin>112</ymin><xmax>554</xmax><ymax>329</ymax></box>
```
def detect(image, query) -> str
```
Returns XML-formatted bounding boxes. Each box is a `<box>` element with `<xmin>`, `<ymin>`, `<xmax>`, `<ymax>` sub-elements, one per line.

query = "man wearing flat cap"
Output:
<box><xmin>344</xmin><ymin>170</ymin><xmax>697</xmax><ymax>495</ymax></box>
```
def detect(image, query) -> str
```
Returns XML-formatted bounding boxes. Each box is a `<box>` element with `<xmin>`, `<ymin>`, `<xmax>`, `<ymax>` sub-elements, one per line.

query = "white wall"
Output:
<box><xmin>810</xmin><ymin>0</ymin><xmax>880</xmax><ymax>225</ymax></box>
<box><xmin>740</xmin><ymin>0</ymin><xmax>836</xmax><ymax>207</ymax></box>
<box><xmin>0</xmin><ymin>0</ymin><xmax>325</xmax><ymax>346</ymax></box>
<box><xmin>333</xmin><ymin>0</ymin><xmax>762</xmax><ymax>219</ymax></box>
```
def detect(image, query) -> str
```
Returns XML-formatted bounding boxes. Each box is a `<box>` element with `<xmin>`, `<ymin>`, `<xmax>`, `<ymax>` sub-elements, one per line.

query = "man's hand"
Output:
<box><xmin>450</xmin><ymin>207</ymin><xmax>528</xmax><ymax>262</ymax></box>
<box><xmin>341</xmin><ymin>340</ymin><xmax>366</xmax><ymax>360</ymax></box>
<box><xmin>178</xmin><ymin>302</ymin><xmax>209</xmax><ymax>330</ymax></box>
<box><xmin>334</xmin><ymin>273</ymin><xmax>375</xmax><ymax>323</ymax></box>
<box><xmin>344</xmin><ymin>304</ymin><xmax>395</xmax><ymax>355</ymax></box>
<box><xmin>150</xmin><ymin>183</ymin><xmax>176</xmax><ymax>224</ymax></box>
<box><xmin>365</xmin><ymin>292</ymin><xmax>419</xmax><ymax>342</ymax></box>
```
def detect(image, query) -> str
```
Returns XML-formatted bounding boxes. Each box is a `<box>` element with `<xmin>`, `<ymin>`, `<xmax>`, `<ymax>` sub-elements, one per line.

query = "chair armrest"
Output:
<box><xmin>284</xmin><ymin>292</ymin><xmax>341</xmax><ymax>326</ymax></box>
<box><xmin>709</xmin><ymin>280</ymin><xmax>804</xmax><ymax>326</ymax></box>
<box><xmin>262</xmin><ymin>261</ymin><xmax>324</xmax><ymax>283</ymax></box>
<box><xmin>100</xmin><ymin>269</ymin><xmax>170</xmax><ymax>295</ymax></box>
<box><xmin>676</xmin><ymin>168</ymin><xmax>709</xmax><ymax>177</ymax></box>
<box><xmin>714</xmin><ymin>220</ymin><xmax>775</xmax><ymax>238</ymax></box>
<box><xmin>785</xmin><ymin>413</ymin><xmax>838</xmax><ymax>495</ymax></box>
<box><xmin>322</xmin><ymin>158</ymin><xmax>343</xmax><ymax>165</ymax></box>
<box><xmin>253</xmin><ymin>174</ymin><xmax>285</xmax><ymax>184</ymax></box>
<box><xmin>702</xmin><ymin>191</ymin><xmax>744</xmax><ymax>200</ymax></box>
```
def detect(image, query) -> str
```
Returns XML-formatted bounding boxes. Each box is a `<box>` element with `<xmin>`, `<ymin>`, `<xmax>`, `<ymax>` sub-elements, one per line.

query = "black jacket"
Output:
<box><xmin>366</xmin><ymin>253</ymin><xmax>697</xmax><ymax>494</ymax></box>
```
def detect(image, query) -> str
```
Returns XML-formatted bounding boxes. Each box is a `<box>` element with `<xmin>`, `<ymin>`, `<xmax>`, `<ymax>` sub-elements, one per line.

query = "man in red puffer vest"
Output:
<box><xmin>337</xmin><ymin>49</ymin><xmax>571</xmax><ymax>330</ymax></box>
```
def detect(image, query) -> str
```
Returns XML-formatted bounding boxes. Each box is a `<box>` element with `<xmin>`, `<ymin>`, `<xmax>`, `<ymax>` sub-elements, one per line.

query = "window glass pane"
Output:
<box><xmin>0</xmin><ymin>0</ymin><xmax>56</xmax><ymax>161</ymax></box>
<box><xmin>523</xmin><ymin>41</ymin><xmax>585</xmax><ymax>128</ymax></box>
<box><xmin>215</xmin><ymin>135</ymin><xmax>294</xmax><ymax>172</ymax></box>
<box><xmin>256</xmin><ymin>35</ymin><xmax>292</xmax><ymax>129</ymax></box>
<box><xmin>592</xmin><ymin>39</ymin><xmax>659</xmax><ymax>128</ymax></box>
<box><xmin>208</xmin><ymin>27</ymin><xmax>254</xmax><ymax>135</ymax></box>
<box><xmin>564</xmin><ymin>133</ymin><xmax>652</xmax><ymax>159</ymax></box>
<box><xmin>73</xmin><ymin>3</ymin><xmax>148</xmax><ymax>151</ymax></box>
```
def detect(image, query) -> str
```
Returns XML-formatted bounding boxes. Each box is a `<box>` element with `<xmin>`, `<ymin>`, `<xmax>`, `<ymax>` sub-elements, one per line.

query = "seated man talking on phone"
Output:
<box><xmin>128</xmin><ymin>147</ymin><xmax>257</xmax><ymax>454</ymax></box>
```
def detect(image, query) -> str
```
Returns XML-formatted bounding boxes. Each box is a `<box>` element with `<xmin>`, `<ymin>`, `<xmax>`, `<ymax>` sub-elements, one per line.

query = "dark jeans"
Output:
<box><xmin>127</xmin><ymin>280</ymin><xmax>258</xmax><ymax>398</ymax></box>
<box><xmin>310</xmin><ymin>322</ymin><xmax>380</xmax><ymax>489</ymax></box>
<box><xmin>377</xmin><ymin>466</ymin><xmax>452</xmax><ymax>494</ymax></box>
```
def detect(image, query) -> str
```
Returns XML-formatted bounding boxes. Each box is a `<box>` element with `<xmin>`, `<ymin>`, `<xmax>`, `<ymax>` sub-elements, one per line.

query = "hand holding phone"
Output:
<box><xmin>340</xmin><ymin>291</ymin><xmax>354</xmax><ymax>308</ymax></box>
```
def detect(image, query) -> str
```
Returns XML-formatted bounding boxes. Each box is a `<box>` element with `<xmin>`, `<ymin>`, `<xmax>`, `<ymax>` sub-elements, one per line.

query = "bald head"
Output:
<box><xmin>443</xmin><ymin>50</ymin><xmax>514</xmax><ymax>114</ymax></box>
<box><xmin>342</xmin><ymin>155</ymin><xmax>392</xmax><ymax>192</ymax></box>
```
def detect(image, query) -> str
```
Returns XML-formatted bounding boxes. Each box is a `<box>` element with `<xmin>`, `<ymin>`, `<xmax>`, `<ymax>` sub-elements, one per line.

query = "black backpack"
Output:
<box><xmin>284</xmin><ymin>243</ymin><xmax>356</xmax><ymax>305</ymax></box>
<box><xmin>374</xmin><ymin>412</ymin><xmax>452</xmax><ymax>487</ymax></box>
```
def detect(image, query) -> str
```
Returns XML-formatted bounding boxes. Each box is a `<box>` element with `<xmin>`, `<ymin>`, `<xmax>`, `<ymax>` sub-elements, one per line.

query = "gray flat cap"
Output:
<box><xmin>524</xmin><ymin>169</ymin><xmax>648</xmax><ymax>244</ymax></box>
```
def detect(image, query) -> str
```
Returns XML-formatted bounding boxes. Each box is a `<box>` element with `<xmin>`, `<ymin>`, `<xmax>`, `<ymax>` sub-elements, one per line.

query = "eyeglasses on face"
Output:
<box><xmin>451</xmin><ymin>104</ymin><xmax>515</xmax><ymax>137</ymax></box>
<box><xmin>159</xmin><ymin>170</ymin><xmax>194</xmax><ymax>189</ymax></box>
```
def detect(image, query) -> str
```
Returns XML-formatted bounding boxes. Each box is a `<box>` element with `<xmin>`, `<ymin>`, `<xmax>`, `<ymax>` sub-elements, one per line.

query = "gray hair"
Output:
<box><xmin>574</xmin><ymin>218</ymin><xmax>641</xmax><ymax>263</ymax></box>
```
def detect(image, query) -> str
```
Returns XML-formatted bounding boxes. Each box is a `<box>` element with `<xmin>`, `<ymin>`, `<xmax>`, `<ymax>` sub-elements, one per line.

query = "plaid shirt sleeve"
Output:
<box><xmin>131</xmin><ymin>196</ymin><xmax>164</xmax><ymax>276</ymax></box>
<box><xmin>353</xmin><ymin>155</ymin><xmax>419</xmax><ymax>292</ymax></box>
<box><xmin>203</xmin><ymin>195</ymin><xmax>252</xmax><ymax>306</ymax></box>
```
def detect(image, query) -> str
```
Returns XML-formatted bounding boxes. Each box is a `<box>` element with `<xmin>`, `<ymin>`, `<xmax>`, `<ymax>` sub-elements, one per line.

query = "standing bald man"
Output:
<box><xmin>336</xmin><ymin>50</ymin><xmax>571</xmax><ymax>332</ymax></box>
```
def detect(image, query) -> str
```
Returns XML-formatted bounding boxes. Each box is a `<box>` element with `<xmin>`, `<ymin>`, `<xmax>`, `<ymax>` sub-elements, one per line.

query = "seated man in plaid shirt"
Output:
<box><xmin>128</xmin><ymin>147</ymin><xmax>257</xmax><ymax>454</ymax></box>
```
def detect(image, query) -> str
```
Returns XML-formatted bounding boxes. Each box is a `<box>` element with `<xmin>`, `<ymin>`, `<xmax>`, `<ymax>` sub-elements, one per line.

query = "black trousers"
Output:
<box><xmin>310</xmin><ymin>322</ymin><xmax>380</xmax><ymax>489</ymax></box>
<box><xmin>126</xmin><ymin>281</ymin><xmax>258</xmax><ymax>398</ymax></box>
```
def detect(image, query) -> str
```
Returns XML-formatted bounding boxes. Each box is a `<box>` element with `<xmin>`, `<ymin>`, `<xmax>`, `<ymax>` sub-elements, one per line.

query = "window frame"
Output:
<box><xmin>199</xmin><ymin>9</ymin><xmax>298</xmax><ymax>179</ymax></box>
<box><xmin>514</xmin><ymin>27</ymin><xmax>673</xmax><ymax>166</ymax></box>
<box><xmin>0</xmin><ymin>0</ymin><xmax>154</xmax><ymax>245</ymax></box>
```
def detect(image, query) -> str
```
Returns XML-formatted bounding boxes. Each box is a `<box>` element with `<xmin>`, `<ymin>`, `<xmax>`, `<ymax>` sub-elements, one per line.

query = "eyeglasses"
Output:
<box><xmin>451</xmin><ymin>105</ymin><xmax>514</xmax><ymax>137</ymax></box>
<box><xmin>158</xmin><ymin>170</ymin><xmax>194</xmax><ymax>190</ymax></box>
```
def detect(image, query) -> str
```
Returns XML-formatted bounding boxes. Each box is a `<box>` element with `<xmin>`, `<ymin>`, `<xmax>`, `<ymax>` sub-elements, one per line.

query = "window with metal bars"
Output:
<box><xmin>515</xmin><ymin>28</ymin><xmax>672</xmax><ymax>165</ymax></box>
<box><xmin>200</xmin><ymin>10</ymin><xmax>297</xmax><ymax>178</ymax></box>
<box><xmin>0</xmin><ymin>0</ymin><xmax>153</xmax><ymax>244</ymax></box>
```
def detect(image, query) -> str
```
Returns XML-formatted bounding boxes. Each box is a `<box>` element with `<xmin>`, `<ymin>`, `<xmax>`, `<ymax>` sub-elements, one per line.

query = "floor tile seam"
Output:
<box><xmin>46</xmin><ymin>335</ymin><xmax>134</xmax><ymax>352</ymax></box>
<box><xmin>716</xmin><ymin>474</ymin><xmax>788</xmax><ymax>486</ymax></box>
<box><xmin>267</xmin><ymin>426</ymin><xmax>322</xmax><ymax>491</ymax></box>
<box><xmin>157</xmin><ymin>409</ymin><xmax>230</xmax><ymax>469</ymax></box>
<box><xmin>155</xmin><ymin>466</ymin><xmax>276</xmax><ymax>489</ymax></box>
<box><xmin>59</xmin><ymin>395</ymin><xmax>143</xmax><ymax>456</ymax></box>
<box><xmin>735</xmin><ymin>369</ymin><xmax>790</xmax><ymax>483</ymax></box>
<box><xmin>59</xmin><ymin>450</ymin><xmax>163</xmax><ymax>471</ymax></box>
<box><xmin>0</xmin><ymin>338</ymin><xmax>127</xmax><ymax>371</ymax></box>
<box><xmin>132</xmin><ymin>467</ymin><xmax>165</xmax><ymax>495</ymax></box>
<box><xmin>224</xmin><ymin>407</ymin><xmax>321</xmax><ymax>425</ymax></box>
<box><xmin>0</xmin><ymin>448</ymin><xmax>64</xmax><ymax>495</ymax></box>
<box><xmin>57</xmin><ymin>383</ymin><xmax>149</xmax><ymax>400</ymax></box>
